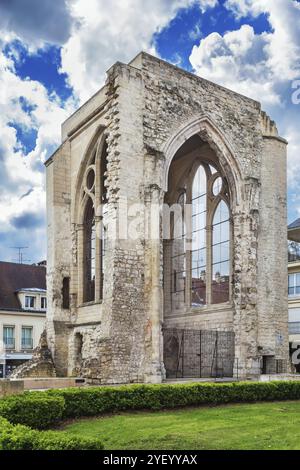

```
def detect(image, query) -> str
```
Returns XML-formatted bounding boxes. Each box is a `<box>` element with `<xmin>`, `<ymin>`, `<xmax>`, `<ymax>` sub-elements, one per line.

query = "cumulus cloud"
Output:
<box><xmin>60</xmin><ymin>0</ymin><xmax>218</xmax><ymax>102</ymax></box>
<box><xmin>224</xmin><ymin>0</ymin><xmax>300</xmax><ymax>82</ymax></box>
<box><xmin>190</xmin><ymin>0</ymin><xmax>300</xmax><ymax>102</ymax></box>
<box><xmin>1</xmin><ymin>0</ymin><xmax>219</xmax><ymax>261</ymax></box>
<box><xmin>11</xmin><ymin>211</ymin><xmax>45</xmax><ymax>230</ymax></box>
<box><xmin>224</xmin><ymin>0</ymin><xmax>264</xmax><ymax>18</ymax></box>
<box><xmin>0</xmin><ymin>0</ymin><xmax>74</xmax><ymax>47</ymax></box>
<box><xmin>190</xmin><ymin>0</ymin><xmax>300</xmax><ymax>217</ymax></box>
<box><xmin>198</xmin><ymin>0</ymin><xmax>218</xmax><ymax>13</ymax></box>
<box><xmin>0</xmin><ymin>42</ymin><xmax>75</xmax><ymax>262</ymax></box>
<box><xmin>0</xmin><ymin>0</ymin><xmax>299</xmax><ymax>259</ymax></box>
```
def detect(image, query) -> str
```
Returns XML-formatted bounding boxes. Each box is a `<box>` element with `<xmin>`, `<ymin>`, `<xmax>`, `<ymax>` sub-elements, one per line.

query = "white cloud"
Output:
<box><xmin>2</xmin><ymin>0</ymin><xmax>220</xmax><ymax>261</ymax></box>
<box><xmin>190</xmin><ymin>0</ymin><xmax>300</xmax><ymax>217</ymax></box>
<box><xmin>60</xmin><ymin>0</ymin><xmax>218</xmax><ymax>102</ymax></box>
<box><xmin>0</xmin><ymin>0</ymin><xmax>74</xmax><ymax>48</ymax></box>
<box><xmin>224</xmin><ymin>0</ymin><xmax>300</xmax><ymax>81</ymax></box>
<box><xmin>0</xmin><ymin>0</ymin><xmax>298</xmax><ymax>251</ymax></box>
<box><xmin>190</xmin><ymin>0</ymin><xmax>300</xmax><ymax>102</ymax></box>
<box><xmin>189</xmin><ymin>25</ymin><xmax>279</xmax><ymax>104</ymax></box>
<box><xmin>224</xmin><ymin>0</ymin><xmax>264</xmax><ymax>18</ymax></box>
<box><xmin>188</xmin><ymin>22</ymin><xmax>202</xmax><ymax>41</ymax></box>
<box><xmin>0</xmin><ymin>44</ymin><xmax>75</xmax><ymax>261</ymax></box>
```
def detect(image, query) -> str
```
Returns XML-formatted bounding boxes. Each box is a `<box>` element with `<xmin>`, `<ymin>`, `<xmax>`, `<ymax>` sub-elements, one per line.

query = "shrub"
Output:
<box><xmin>0</xmin><ymin>417</ymin><xmax>104</xmax><ymax>450</ymax></box>
<box><xmin>0</xmin><ymin>417</ymin><xmax>37</xmax><ymax>450</ymax></box>
<box><xmin>33</xmin><ymin>431</ymin><xmax>104</xmax><ymax>450</ymax></box>
<box><xmin>47</xmin><ymin>381</ymin><xmax>300</xmax><ymax>419</ymax></box>
<box><xmin>0</xmin><ymin>393</ymin><xmax>65</xmax><ymax>429</ymax></box>
<box><xmin>2</xmin><ymin>380</ymin><xmax>300</xmax><ymax>450</ymax></box>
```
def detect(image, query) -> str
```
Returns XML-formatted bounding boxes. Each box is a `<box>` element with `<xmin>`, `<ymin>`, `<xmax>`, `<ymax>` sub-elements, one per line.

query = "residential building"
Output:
<box><xmin>0</xmin><ymin>261</ymin><xmax>46</xmax><ymax>377</ymax></box>
<box><xmin>288</xmin><ymin>219</ymin><xmax>300</xmax><ymax>371</ymax></box>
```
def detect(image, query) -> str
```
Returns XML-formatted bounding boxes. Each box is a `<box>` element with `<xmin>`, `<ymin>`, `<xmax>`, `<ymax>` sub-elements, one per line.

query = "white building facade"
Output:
<box><xmin>0</xmin><ymin>262</ymin><xmax>46</xmax><ymax>377</ymax></box>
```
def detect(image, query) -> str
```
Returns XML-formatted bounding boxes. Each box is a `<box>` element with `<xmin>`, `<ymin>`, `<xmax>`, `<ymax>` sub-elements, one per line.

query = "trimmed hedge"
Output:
<box><xmin>0</xmin><ymin>393</ymin><xmax>65</xmax><ymax>429</ymax></box>
<box><xmin>0</xmin><ymin>417</ymin><xmax>104</xmax><ymax>450</ymax></box>
<box><xmin>2</xmin><ymin>380</ymin><xmax>300</xmax><ymax>449</ymax></box>
<box><xmin>47</xmin><ymin>381</ymin><xmax>300</xmax><ymax>418</ymax></box>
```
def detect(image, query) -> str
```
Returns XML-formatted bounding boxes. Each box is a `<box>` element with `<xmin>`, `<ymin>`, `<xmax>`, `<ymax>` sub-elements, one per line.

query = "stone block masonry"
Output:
<box><xmin>0</xmin><ymin>379</ymin><xmax>24</xmax><ymax>397</ymax></box>
<box><xmin>41</xmin><ymin>52</ymin><xmax>289</xmax><ymax>383</ymax></box>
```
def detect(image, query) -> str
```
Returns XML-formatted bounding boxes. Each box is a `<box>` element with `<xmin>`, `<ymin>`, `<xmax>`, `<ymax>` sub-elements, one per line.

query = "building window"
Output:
<box><xmin>25</xmin><ymin>296</ymin><xmax>35</xmax><ymax>309</ymax></box>
<box><xmin>289</xmin><ymin>322</ymin><xmax>300</xmax><ymax>334</ymax></box>
<box><xmin>100</xmin><ymin>225</ymin><xmax>106</xmax><ymax>300</ymax></box>
<box><xmin>41</xmin><ymin>297</ymin><xmax>47</xmax><ymax>309</ymax></box>
<box><xmin>21</xmin><ymin>327</ymin><xmax>33</xmax><ymax>349</ymax></box>
<box><xmin>84</xmin><ymin>198</ymin><xmax>96</xmax><ymax>302</ymax></box>
<box><xmin>167</xmin><ymin>160</ymin><xmax>231</xmax><ymax>312</ymax></box>
<box><xmin>211</xmin><ymin>200</ymin><xmax>230</xmax><ymax>304</ymax></box>
<box><xmin>3</xmin><ymin>326</ymin><xmax>15</xmax><ymax>349</ymax></box>
<box><xmin>289</xmin><ymin>307</ymin><xmax>300</xmax><ymax>334</ymax></box>
<box><xmin>288</xmin><ymin>273</ymin><xmax>300</xmax><ymax>297</ymax></box>
<box><xmin>171</xmin><ymin>192</ymin><xmax>186</xmax><ymax>306</ymax></box>
<box><xmin>191</xmin><ymin>165</ymin><xmax>207</xmax><ymax>306</ymax></box>
<box><xmin>62</xmin><ymin>277</ymin><xmax>70</xmax><ymax>309</ymax></box>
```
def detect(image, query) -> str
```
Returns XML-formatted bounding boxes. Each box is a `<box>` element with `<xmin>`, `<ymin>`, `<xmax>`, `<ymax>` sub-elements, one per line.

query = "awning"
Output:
<box><xmin>0</xmin><ymin>353</ymin><xmax>32</xmax><ymax>360</ymax></box>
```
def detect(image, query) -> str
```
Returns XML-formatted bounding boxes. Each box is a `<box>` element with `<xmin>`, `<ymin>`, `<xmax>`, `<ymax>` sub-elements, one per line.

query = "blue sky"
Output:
<box><xmin>0</xmin><ymin>0</ymin><xmax>299</xmax><ymax>263</ymax></box>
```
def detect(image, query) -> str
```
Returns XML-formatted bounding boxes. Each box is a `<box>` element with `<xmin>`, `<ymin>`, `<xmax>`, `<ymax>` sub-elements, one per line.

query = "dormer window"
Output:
<box><xmin>25</xmin><ymin>295</ymin><xmax>35</xmax><ymax>309</ymax></box>
<box><xmin>41</xmin><ymin>297</ymin><xmax>47</xmax><ymax>309</ymax></box>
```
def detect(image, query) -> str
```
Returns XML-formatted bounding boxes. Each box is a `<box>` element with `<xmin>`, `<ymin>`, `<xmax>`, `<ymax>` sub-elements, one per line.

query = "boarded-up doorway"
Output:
<box><xmin>163</xmin><ymin>328</ymin><xmax>235</xmax><ymax>379</ymax></box>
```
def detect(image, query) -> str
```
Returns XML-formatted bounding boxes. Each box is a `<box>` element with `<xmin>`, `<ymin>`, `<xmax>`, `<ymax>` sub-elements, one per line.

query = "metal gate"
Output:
<box><xmin>163</xmin><ymin>328</ymin><xmax>235</xmax><ymax>379</ymax></box>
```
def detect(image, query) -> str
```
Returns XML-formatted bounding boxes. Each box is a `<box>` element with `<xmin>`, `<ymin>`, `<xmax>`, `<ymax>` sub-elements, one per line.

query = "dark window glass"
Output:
<box><xmin>171</xmin><ymin>193</ymin><xmax>186</xmax><ymax>308</ymax></box>
<box><xmin>212</xmin><ymin>200</ymin><xmax>230</xmax><ymax>304</ymax></box>
<box><xmin>191</xmin><ymin>166</ymin><xmax>207</xmax><ymax>306</ymax></box>
<box><xmin>84</xmin><ymin>198</ymin><xmax>95</xmax><ymax>302</ymax></box>
<box><xmin>288</xmin><ymin>273</ymin><xmax>300</xmax><ymax>297</ymax></box>
<box><xmin>100</xmin><ymin>140</ymin><xmax>108</xmax><ymax>203</ymax></box>
<box><xmin>22</xmin><ymin>327</ymin><xmax>33</xmax><ymax>349</ymax></box>
<box><xmin>62</xmin><ymin>277</ymin><xmax>70</xmax><ymax>309</ymax></box>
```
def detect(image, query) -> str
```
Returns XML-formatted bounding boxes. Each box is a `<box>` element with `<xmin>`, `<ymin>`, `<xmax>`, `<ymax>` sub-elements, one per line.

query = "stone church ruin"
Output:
<box><xmin>43</xmin><ymin>52</ymin><xmax>289</xmax><ymax>383</ymax></box>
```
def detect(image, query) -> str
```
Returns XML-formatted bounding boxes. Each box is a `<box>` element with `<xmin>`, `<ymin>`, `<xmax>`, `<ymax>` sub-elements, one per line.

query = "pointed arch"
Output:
<box><xmin>73</xmin><ymin>125</ymin><xmax>107</xmax><ymax>225</ymax></box>
<box><xmin>161</xmin><ymin>115</ymin><xmax>242</xmax><ymax>207</ymax></box>
<box><xmin>163</xmin><ymin>121</ymin><xmax>233</xmax><ymax>315</ymax></box>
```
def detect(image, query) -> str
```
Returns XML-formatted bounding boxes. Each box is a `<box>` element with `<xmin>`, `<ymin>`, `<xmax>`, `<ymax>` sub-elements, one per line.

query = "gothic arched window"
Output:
<box><xmin>80</xmin><ymin>135</ymin><xmax>108</xmax><ymax>304</ymax></box>
<box><xmin>191</xmin><ymin>165</ymin><xmax>207</xmax><ymax>306</ymax></box>
<box><xmin>167</xmin><ymin>160</ymin><xmax>231</xmax><ymax>313</ymax></box>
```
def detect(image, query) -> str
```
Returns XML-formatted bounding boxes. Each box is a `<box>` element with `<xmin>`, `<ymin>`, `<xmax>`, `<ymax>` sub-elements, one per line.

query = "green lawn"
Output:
<box><xmin>57</xmin><ymin>401</ymin><xmax>300</xmax><ymax>450</ymax></box>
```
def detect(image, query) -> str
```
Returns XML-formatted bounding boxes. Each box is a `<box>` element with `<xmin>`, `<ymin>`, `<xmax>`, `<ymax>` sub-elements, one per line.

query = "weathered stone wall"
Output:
<box><xmin>0</xmin><ymin>379</ymin><xmax>24</xmax><ymax>397</ymax></box>
<box><xmin>257</xmin><ymin>126</ymin><xmax>289</xmax><ymax>364</ymax></box>
<box><xmin>45</xmin><ymin>52</ymin><xmax>289</xmax><ymax>383</ymax></box>
<box><xmin>10</xmin><ymin>330</ymin><xmax>56</xmax><ymax>379</ymax></box>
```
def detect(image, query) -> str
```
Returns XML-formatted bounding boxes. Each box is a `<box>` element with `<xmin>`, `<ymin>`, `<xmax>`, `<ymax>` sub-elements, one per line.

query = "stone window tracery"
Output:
<box><xmin>168</xmin><ymin>159</ymin><xmax>231</xmax><ymax>313</ymax></box>
<box><xmin>80</xmin><ymin>135</ymin><xmax>108</xmax><ymax>304</ymax></box>
<box><xmin>84</xmin><ymin>198</ymin><xmax>96</xmax><ymax>302</ymax></box>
